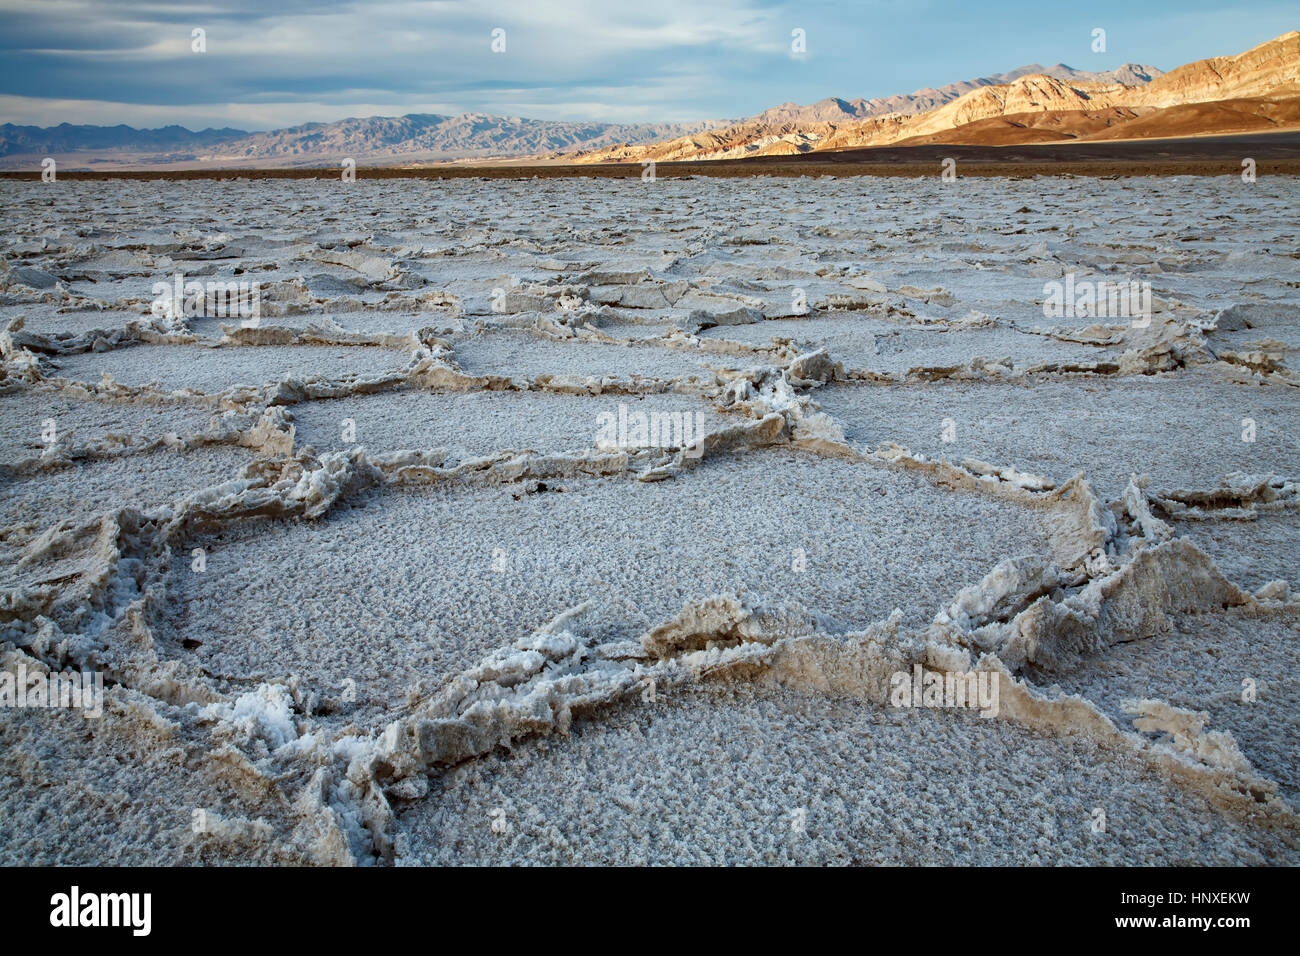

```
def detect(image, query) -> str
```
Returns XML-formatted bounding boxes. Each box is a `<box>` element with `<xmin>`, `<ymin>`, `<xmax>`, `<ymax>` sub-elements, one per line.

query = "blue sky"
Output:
<box><xmin>0</xmin><ymin>0</ymin><xmax>1295</xmax><ymax>130</ymax></box>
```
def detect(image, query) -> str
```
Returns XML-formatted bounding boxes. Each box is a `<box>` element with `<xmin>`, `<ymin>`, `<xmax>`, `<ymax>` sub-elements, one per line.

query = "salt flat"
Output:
<box><xmin>0</xmin><ymin>175</ymin><xmax>1297</xmax><ymax>865</ymax></box>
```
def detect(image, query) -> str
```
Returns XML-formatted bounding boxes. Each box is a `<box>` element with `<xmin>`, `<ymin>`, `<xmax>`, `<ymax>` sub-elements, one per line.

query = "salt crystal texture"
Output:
<box><xmin>0</xmin><ymin>175</ymin><xmax>1297</xmax><ymax>865</ymax></box>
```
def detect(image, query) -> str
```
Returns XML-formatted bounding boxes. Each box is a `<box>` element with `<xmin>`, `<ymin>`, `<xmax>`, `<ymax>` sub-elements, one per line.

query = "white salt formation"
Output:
<box><xmin>0</xmin><ymin>175</ymin><xmax>1297</xmax><ymax>865</ymax></box>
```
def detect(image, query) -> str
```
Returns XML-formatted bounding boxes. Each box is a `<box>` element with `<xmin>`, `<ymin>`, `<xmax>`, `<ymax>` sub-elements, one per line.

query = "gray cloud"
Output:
<box><xmin>0</xmin><ymin>0</ymin><xmax>1296</xmax><ymax>129</ymax></box>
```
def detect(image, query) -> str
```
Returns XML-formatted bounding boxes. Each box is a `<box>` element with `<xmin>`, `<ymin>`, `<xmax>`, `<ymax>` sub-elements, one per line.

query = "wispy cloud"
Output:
<box><xmin>0</xmin><ymin>0</ymin><xmax>1295</xmax><ymax>129</ymax></box>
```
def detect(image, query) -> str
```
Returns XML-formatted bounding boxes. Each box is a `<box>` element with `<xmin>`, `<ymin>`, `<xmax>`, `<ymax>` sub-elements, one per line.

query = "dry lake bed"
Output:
<box><xmin>1</xmin><ymin>174</ymin><xmax>1297</xmax><ymax>864</ymax></box>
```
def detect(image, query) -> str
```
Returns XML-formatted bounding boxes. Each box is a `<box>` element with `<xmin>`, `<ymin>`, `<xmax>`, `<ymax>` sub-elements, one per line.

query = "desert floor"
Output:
<box><xmin>1</xmin><ymin>174</ymin><xmax>1297</xmax><ymax>864</ymax></box>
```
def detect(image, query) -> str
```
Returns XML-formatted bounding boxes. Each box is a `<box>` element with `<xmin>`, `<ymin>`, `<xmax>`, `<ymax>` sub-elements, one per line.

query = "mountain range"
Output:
<box><xmin>0</xmin><ymin>115</ymin><xmax>733</xmax><ymax>169</ymax></box>
<box><xmin>1</xmin><ymin>31</ymin><xmax>1297</xmax><ymax>169</ymax></box>
<box><xmin>748</xmin><ymin>63</ymin><xmax>1163</xmax><ymax>126</ymax></box>
<box><xmin>576</xmin><ymin>31</ymin><xmax>1300</xmax><ymax>163</ymax></box>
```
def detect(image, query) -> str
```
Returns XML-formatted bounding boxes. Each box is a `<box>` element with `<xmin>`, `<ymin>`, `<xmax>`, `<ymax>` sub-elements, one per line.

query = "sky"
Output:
<box><xmin>0</xmin><ymin>0</ymin><xmax>1295</xmax><ymax>131</ymax></box>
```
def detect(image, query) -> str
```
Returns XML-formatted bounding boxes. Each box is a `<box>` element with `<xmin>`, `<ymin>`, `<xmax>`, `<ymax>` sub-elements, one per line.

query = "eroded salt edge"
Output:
<box><xmin>3</xmin><ymin>311</ymin><xmax>1297</xmax><ymax>863</ymax></box>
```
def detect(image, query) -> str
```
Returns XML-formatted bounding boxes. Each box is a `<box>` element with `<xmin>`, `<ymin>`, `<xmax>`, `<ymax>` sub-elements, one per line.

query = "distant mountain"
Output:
<box><xmin>1137</xmin><ymin>31</ymin><xmax>1300</xmax><ymax>105</ymax></box>
<box><xmin>0</xmin><ymin>113</ymin><xmax>732</xmax><ymax>168</ymax></box>
<box><xmin>210</xmin><ymin>113</ymin><xmax>732</xmax><ymax>162</ymax></box>
<box><xmin>750</xmin><ymin>63</ymin><xmax>1163</xmax><ymax>125</ymax></box>
<box><xmin>574</xmin><ymin>31</ymin><xmax>1300</xmax><ymax>163</ymax></box>
<box><xmin>0</xmin><ymin>122</ymin><xmax>248</xmax><ymax>158</ymax></box>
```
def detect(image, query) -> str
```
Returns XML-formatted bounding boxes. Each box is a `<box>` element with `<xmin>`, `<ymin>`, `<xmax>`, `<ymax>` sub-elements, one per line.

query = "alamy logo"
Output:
<box><xmin>1</xmin><ymin>664</ymin><xmax>103</xmax><ymax>718</ymax></box>
<box><xmin>1042</xmin><ymin>274</ymin><xmax>1151</xmax><ymax>327</ymax></box>
<box><xmin>151</xmin><ymin>272</ymin><xmax>261</xmax><ymax>327</ymax></box>
<box><xmin>594</xmin><ymin>404</ymin><xmax>707</xmax><ymax>458</ymax></box>
<box><xmin>890</xmin><ymin>664</ymin><xmax>999</xmax><ymax>718</ymax></box>
<box><xmin>50</xmin><ymin>886</ymin><xmax>151</xmax><ymax>936</ymax></box>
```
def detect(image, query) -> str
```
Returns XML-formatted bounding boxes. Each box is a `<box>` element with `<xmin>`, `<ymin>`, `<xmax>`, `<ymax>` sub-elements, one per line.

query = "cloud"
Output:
<box><xmin>1</xmin><ymin>0</ymin><xmax>1297</xmax><ymax>128</ymax></box>
<box><xmin>0</xmin><ymin>0</ymin><xmax>798</xmax><ymax>125</ymax></box>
